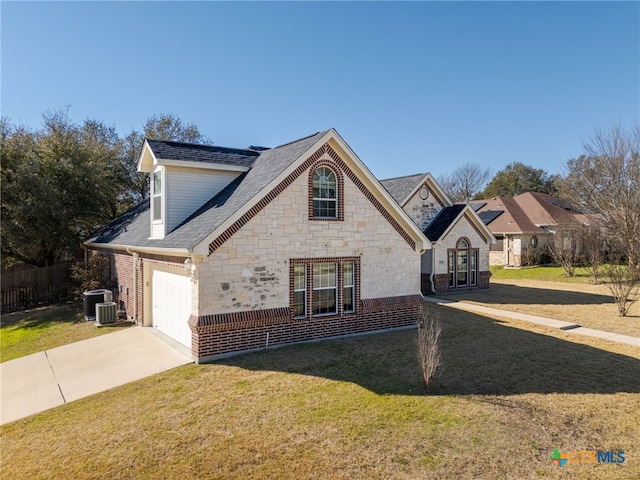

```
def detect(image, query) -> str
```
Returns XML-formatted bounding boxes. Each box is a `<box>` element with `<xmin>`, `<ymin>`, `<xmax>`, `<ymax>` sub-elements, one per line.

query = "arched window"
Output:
<box><xmin>312</xmin><ymin>166</ymin><xmax>338</xmax><ymax>218</ymax></box>
<box><xmin>448</xmin><ymin>237</ymin><xmax>478</xmax><ymax>288</ymax></box>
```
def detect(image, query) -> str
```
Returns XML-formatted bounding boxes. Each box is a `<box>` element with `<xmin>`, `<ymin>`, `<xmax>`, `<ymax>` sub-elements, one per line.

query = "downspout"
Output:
<box><xmin>126</xmin><ymin>248</ymin><xmax>140</xmax><ymax>322</ymax></box>
<box><xmin>429</xmin><ymin>244</ymin><xmax>436</xmax><ymax>294</ymax></box>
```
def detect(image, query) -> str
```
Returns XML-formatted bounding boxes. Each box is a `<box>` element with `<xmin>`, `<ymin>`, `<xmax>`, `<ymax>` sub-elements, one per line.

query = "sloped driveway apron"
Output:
<box><xmin>1</xmin><ymin>326</ymin><xmax>193</xmax><ymax>425</ymax></box>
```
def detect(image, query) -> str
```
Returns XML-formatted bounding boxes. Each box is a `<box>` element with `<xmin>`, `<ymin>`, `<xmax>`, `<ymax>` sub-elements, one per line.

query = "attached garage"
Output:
<box><xmin>149</xmin><ymin>267</ymin><xmax>193</xmax><ymax>350</ymax></box>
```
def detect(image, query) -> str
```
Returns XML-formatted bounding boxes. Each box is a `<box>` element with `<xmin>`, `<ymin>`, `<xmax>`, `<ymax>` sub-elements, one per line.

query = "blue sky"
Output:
<box><xmin>2</xmin><ymin>1</ymin><xmax>638</xmax><ymax>181</ymax></box>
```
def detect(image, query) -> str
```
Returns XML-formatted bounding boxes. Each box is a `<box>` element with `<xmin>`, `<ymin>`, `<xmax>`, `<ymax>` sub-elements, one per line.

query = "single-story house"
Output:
<box><xmin>85</xmin><ymin>129</ymin><xmax>431</xmax><ymax>362</ymax></box>
<box><xmin>473</xmin><ymin>192</ymin><xmax>591</xmax><ymax>266</ymax></box>
<box><xmin>379</xmin><ymin>174</ymin><xmax>495</xmax><ymax>294</ymax></box>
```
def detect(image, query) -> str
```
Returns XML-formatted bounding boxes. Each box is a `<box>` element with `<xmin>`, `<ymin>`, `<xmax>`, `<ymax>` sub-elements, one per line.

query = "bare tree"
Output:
<box><xmin>547</xmin><ymin>223</ymin><xmax>581</xmax><ymax>277</ymax></box>
<box><xmin>564</xmin><ymin>125</ymin><xmax>640</xmax><ymax>270</ymax></box>
<box><xmin>439</xmin><ymin>162</ymin><xmax>491</xmax><ymax>202</ymax></box>
<box><xmin>581</xmin><ymin>223</ymin><xmax>607</xmax><ymax>284</ymax></box>
<box><xmin>417</xmin><ymin>309</ymin><xmax>442</xmax><ymax>393</ymax></box>
<box><xmin>604</xmin><ymin>256</ymin><xmax>639</xmax><ymax>317</ymax></box>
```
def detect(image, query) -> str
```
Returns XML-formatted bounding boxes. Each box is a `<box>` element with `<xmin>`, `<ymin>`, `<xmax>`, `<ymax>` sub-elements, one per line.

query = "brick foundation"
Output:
<box><xmin>191</xmin><ymin>294</ymin><xmax>422</xmax><ymax>362</ymax></box>
<box><xmin>425</xmin><ymin>271</ymin><xmax>491</xmax><ymax>295</ymax></box>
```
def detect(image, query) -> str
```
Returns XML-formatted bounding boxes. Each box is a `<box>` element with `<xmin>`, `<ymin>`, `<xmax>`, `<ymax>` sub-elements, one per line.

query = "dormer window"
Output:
<box><xmin>153</xmin><ymin>170</ymin><xmax>162</xmax><ymax>222</ymax></box>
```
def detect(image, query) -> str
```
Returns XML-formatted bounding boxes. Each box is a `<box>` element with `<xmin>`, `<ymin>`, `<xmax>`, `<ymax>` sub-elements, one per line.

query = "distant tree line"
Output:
<box><xmin>1</xmin><ymin>109</ymin><xmax>209</xmax><ymax>267</ymax></box>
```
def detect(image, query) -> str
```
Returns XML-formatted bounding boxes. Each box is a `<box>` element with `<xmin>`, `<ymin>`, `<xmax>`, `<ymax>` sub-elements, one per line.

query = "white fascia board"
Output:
<box><xmin>328</xmin><ymin>130</ymin><xmax>431</xmax><ymax>252</ymax></box>
<box><xmin>446</xmin><ymin>205</ymin><xmax>496</xmax><ymax>244</ymax></box>
<box><xmin>400</xmin><ymin>173</ymin><xmax>453</xmax><ymax>208</ymax></box>
<box><xmin>191</xmin><ymin>132</ymin><xmax>336</xmax><ymax>256</ymax></box>
<box><xmin>83</xmin><ymin>241</ymin><xmax>191</xmax><ymax>256</ymax></box>
<box><xmin>137</xmin><ymin>140</ymin><xmax>157</xmax><ymax>173</ymax></box>
<box><xmin>156</xmin><ymin>159</ymin><xmax>251</xmax><ymax>172</ymax></box>
<box><xmin>192</xmin><ymin>129</ymin><xmax>432</xmax><ymax>255</ymax></box>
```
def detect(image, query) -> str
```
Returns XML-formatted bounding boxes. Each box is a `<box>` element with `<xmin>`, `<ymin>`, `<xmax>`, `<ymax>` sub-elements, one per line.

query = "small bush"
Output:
<box><xmin>417</xmin><ymin>309</ymin><xmax>442</xmax><ymax>393</ymax></box>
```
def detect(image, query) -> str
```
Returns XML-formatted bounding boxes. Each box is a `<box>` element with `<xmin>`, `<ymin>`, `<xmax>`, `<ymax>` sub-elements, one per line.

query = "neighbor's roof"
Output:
<box><xmin>87</xmin><ymin>130</ymin><xmax>328</xmax><ymax>251</ymax></box>
<box><xmin>475</xmin><ymin>192</ymin><xmax>589</xmax><ymax>234</ymax></box>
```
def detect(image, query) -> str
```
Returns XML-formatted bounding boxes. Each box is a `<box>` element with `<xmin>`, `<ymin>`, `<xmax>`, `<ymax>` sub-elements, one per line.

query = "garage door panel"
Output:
<box><xmin>152</xmin><ymin>269</ymin><xmax>192</xmax><ymax>349</ymax></box>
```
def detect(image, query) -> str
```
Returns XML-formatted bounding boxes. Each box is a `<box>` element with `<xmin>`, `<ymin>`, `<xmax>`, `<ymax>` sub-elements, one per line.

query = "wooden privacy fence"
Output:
<box><xmin>1</xmin><ymin>261</ymin><xmax>73</xmax><ymax>312</ymax></box>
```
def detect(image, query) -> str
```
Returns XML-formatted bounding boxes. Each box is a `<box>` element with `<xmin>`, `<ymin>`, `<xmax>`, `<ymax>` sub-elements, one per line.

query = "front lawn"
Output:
<box><xmin>447</xmin><ymin>278</ymin><xmax>640</xmax><ymax>338</ymax></box>
<box><xmin>490</xmin><ymin>265</ymin><xmax>597</xmax><ymax>283</ymax></box>
<box><xmin>2</xmin><ymin>304</ymin><xmax>639</xmax><ymax>479</ymax></box>
<box><xmin>0</xmin><ymin>303</ymin><xmax>132</xmax><ymax>362</ymax></box>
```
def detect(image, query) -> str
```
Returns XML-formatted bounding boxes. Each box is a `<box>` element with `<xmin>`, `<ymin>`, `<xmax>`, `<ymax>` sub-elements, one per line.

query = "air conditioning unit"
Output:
<box><xmin>96</xmin><ymin>302</ymin><xmax>118</xmax><ymax>325</ymax></box>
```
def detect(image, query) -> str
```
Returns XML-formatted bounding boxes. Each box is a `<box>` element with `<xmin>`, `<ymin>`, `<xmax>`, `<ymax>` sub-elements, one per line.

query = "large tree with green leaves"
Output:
<box><xmin>479</xmin><ymin>162</ymin><xmax>556</xmax><ymax>198</ymax></box>
<box><xmin>1</xmin><ymin>110</ymin><xmax>210</xmax><ymax>267</ymax></box>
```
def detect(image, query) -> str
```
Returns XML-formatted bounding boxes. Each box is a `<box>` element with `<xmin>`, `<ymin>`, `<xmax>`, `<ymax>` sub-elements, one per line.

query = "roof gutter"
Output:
<box><xmin>83</xmin><ymin>241</ymin><xmax>192</xmax><ymax>257</ymax></box>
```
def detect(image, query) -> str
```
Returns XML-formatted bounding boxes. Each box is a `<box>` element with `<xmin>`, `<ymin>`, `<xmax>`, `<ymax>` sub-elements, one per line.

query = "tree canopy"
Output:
<box><xmin>1</xmin><ymin>109</ymin><xmax>209</xmax><ymax>267</ymax></box>
<box><xmin>479</xmin><ymin>162</ymin><xmax>556</xmax><ymax>198</ymax></box>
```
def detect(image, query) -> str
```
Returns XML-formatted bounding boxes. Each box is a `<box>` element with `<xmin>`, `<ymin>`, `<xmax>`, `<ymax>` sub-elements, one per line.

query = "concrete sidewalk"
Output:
<box><xmin>424</xmin><ymin>296</ymin><xmax>640</xmax><ymax>347</ymax></box>
<box><xmin>0</xmin><ymin>327</ymin><xmax>193</xmax><ymax>425</ymax></box>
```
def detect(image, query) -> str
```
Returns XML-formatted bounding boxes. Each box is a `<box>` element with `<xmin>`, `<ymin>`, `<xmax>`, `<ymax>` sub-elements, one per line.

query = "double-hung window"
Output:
<box><xmin>293</xmin><ymin>265</ymin><xmax>307</xmax><ymax>318</ymax></box>
<box><xmin>313</xmin><ymin>263</ymin><xmax>337</xmax><ymax>316</ymax></box>
<box><xmin>152</xmin><ymin>170</ymin><xmax>162</xmax><ymax>221</ymax></box>
<box><xmin>343</xmin><ymin>262</ymin><xmax>355</xmax><ymax>313</ymax></box>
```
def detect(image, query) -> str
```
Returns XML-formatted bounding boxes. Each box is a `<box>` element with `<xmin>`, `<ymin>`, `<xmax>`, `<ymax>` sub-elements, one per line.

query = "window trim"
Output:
<box><xmin>447</xmin><ymin>237</ymin><xmax>479</xmax><ymax>289</ymax></box>
<box><xmin>290</xmin><ymin>257</ymin><xmax>359</xmax><ymax>319</ymax></box>
<box><xmin>152</xmin><ymin>169</ymin><xmax>163</xmax><ymax>223</ymax></box>
<box><xmin>308</xmin><ymin>161</ymin><xmax>344</xmax><ymax>221</ymax></box>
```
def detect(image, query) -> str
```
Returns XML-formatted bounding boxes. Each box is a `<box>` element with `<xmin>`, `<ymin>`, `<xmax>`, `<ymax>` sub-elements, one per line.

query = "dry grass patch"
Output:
<box><xmin>2</xmin><ymin>305</ymin><xmax>639</xmax><ymax>479</ymax></box>
<box><xmin>447</xmin><ymin>279</ymin><xmax>640</xmax><ymax>338</ymax></box>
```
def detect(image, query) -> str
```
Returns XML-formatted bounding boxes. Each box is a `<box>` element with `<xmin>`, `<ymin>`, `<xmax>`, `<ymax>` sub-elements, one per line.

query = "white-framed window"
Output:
<box><xmin>293</xmin><ymin>264</ymin><xmax>306</xmax><ymax>319</ymax></box>
<box><xmin>152</xmin><ymin>170</ymin><xmax>162</xmax><ymax>222</ymax></box>
<box><xmin>448</xmin><ymin>238</ymin><xmax>478</xmax><ymax>289</ymax></box>
<box><xmin>313</xmin><ymin>262</ymin><xmax>337</xmax><ymax>316</ymax></box>
<box><xmin>343</xmin><ymin>262</ymin><xmax>355</xmax><ymax>313</ymax></box>
<box><xmin>291</xmin><ymin>258</ymin><xmax>358</xmax><ymax>318</ymax></box>
<box><xmin>312</xmin><ymin>166</ymin><xmax>337</xmax><ymax>218</ymax></box>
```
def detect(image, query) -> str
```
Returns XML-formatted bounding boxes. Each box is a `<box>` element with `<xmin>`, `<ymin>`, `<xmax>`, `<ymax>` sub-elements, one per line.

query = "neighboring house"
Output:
<box><xmin>379</xmin><ymin>174</ymin><xmax>495</xmax><ymax>294</ymax></box>
<box><xmin>473</xmin><ymin>192</ymin><xmax>591</xmax><ymax>266</ymax></box>
<box><xmin>85</xmin><ymin>129</ymin><xmax>430</xmax><ymax>362</ymax></box>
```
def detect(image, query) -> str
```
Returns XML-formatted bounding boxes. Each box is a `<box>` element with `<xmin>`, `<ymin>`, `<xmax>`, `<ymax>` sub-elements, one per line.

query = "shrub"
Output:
<box><xmin>417</xmin><ymin>309</ymin><xmax>442</xmax><ymax>393</ymax></box>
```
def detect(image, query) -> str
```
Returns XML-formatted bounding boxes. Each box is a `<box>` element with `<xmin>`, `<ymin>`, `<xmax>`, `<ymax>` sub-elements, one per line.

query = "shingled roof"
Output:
<box><xmin>87</xmin><ymin>131</ymin><xmax>328</xmax><ymax>250</ymax></box>
<box><xmin>145</xmin><ymin>139</ymin><xmax>259</xmax><ymax>167</ymax></box>
<box><xmin>379</xmin><ymin>173</ymin><xmax>426</xmax><ymax>204</ymax></box>
<box><xmin>423</xmin><ymin>204</ymin><xmax>466</xmax><ymax>242</ymax></box>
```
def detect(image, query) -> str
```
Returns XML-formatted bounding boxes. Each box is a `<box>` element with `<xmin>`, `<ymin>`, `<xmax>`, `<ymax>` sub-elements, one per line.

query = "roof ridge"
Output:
<box><xmin>379</xmin><ymin>172</ymin><xmax>427</xmax><ymax>182</ymax></box>
<box><xmin>147</xmin><ymin>138</ymin><xmax>259</xmax><ymax>156</ymax></box>
<box><xmin>272</xmin><ymin>130</ymin><xmax>326</xmax><ymax>149</ymax></box>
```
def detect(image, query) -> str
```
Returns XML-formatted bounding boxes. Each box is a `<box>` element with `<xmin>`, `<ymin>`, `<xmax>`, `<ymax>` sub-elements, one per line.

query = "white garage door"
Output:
<box><xmin>152</xmin><ymin>269</ymin><xmax>193</xmax><ymax>350</ymax></box>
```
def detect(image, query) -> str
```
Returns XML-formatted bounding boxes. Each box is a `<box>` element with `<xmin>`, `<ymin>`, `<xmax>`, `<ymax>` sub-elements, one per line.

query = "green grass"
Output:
<box><xmin>490</xmin><ymin>265</ymin><xmax>597</xmax><ymax>283</ymax></box>
<box><xmin>0</xmin><ymin>303</ymin><xmax>132</xmax><ymax>362</ymax></box>
<box><xmin>2</xmin><ymin>305</ymin><xmax>639</xmax><ymax>479</ymax></box>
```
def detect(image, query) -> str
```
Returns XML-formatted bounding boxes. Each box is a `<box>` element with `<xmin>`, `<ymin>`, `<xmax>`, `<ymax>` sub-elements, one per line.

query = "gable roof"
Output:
<box><xmin>475</xmin><ymin>192</ymin><xmax>590</xmax><ymax>234</ymax></box>
<box><xmin>379</xmin><ymin>173</ymin><xmax>426</xmax><ymax>204</ymax></box>
<box><xmin>86</xmin><ymin>129</ymin><xmax>430</xmax><ymax>255</ymax></box>
<box><xmin>424</xmin><ymin>205</ymin><xmax>466</xmax><ymax>242</ymax></box>
<box><xmin>137</xmin><ymin>139</ymin><xmax>258</xmax><ymax>173</ymax></box>
<box><xmin>423</xmin><ymin>204</ymin><xmax>496</xmax><ymax>245</ymax></box>
<box><xmin>379</xmin><ymin>172</ymin><xmax>452</xmax><ymax>207</ymax></box>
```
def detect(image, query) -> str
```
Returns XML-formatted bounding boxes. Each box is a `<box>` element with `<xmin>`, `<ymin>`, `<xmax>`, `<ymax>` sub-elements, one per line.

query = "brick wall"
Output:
<box><xmin>191</xmin><ymin>295</ymin><xmax>422</xmax><ymax>361</ymax></box>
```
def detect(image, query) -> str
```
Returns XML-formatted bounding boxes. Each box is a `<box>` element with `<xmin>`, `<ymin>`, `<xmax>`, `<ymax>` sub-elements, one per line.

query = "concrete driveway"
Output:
<box><xmin>0</xmin><ymin>326</ymin><xmax>193</xmax><ymax>425</ymax></box>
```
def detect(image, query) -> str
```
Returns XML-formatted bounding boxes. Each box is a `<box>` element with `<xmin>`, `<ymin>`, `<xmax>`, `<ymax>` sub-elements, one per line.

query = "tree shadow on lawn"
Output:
<box><xmin>446</xmin><ymin>282</ymin><xmax>614</xmax><ymax>307</ymax></box>
<box><xmin>0</xmin><ymin>303</ymin><xmax>83</xmax><ymax>329</ymax></box>
<box><xmin>217</xmin><ymin>306</ymin><xmax>640</xmax><ymax>397</ymax></box>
